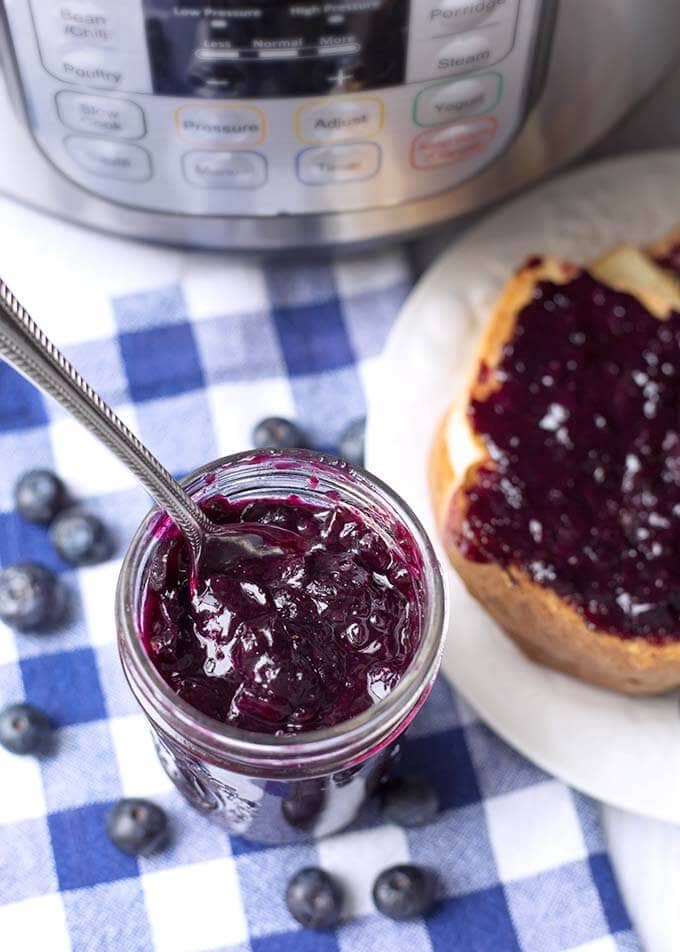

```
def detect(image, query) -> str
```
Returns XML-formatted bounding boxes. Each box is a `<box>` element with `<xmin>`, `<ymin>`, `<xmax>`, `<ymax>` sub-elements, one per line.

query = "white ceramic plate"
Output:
<box><xmin>365</xmin><ymin>150</ymin><xmax>680</xmax><ymax>822</ymax></box>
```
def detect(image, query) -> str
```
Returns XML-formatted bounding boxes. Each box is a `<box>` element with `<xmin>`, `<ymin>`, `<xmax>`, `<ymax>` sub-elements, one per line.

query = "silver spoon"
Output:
<box><xmin>0</xmin><ymin>278</ymin><xmax>305</xmax><ymax>578</ymax></box>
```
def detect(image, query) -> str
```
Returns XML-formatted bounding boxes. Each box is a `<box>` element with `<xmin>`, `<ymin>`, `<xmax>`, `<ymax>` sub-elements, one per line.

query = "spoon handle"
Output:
<box><xmin>0</xmin><ymin>278</ymin><xmax>210</xmax><ymax>551</ymax></box>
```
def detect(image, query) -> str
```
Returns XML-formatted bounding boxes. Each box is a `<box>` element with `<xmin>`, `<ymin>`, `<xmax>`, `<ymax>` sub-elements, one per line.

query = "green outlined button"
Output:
<box><xmin>413</xmin><ymin>72</ymin><xmax>502</xmax><ymax>127</ymax></box>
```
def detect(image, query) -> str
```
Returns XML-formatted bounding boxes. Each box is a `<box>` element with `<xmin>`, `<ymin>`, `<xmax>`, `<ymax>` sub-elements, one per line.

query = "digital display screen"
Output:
<box><xmin>143</xmin><ymin>0</ymin><xmax>408</xmax><ymax>97</ymax></box>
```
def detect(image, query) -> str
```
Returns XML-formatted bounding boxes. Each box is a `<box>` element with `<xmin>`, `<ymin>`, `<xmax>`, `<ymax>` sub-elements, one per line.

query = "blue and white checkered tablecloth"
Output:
<box><xmin>0</xmin><ymin>197</ymin><xmax>638</xmax><ymax>952</ymax></box>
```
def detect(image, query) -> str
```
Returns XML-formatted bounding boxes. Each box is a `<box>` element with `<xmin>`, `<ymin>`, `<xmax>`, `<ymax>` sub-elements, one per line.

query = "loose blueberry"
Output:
<box><xmin>15</xmin><ymin>469</ymin><xmax>66</xmax><ymax>524</ymax></box>
<box><xmin>0</xmin><ymin>562</ymin><xmax>65</xmax><ymax>631</ymax></box>
<box><xmin>252</xmin><ymin>417</ymin><xmax>306</xmax><ymax>450</ymax></box>
<box><xmin>372</xmin><ymin>864</ymin><xmax>436</xmax><ymax>921</ymax></box>
<box><xmin>107</xmin><ymin>798</ymin><xmax>168</xmax><ymax>856</ymax></box>
<box><xmin>50</xmin><ymin>510</ymin><xmax>112</xmax><ymax>565</ymax></box>
<box><xmin>338</xmin><ymin>417</ymin><xmax>366</xmax><ymax>467</ymax></box>
<box><xmin>0</xmin><ymin>703</ymin><xmax>52</xmax><ymax>755</ymax></box>
<box><xmin>381</xmin><ymin>775</ymin><xmax>439</xmax><ymax>828</ymax></box>
<box><xmin>285</xmin><ymin>867</ymin><xmax>343</xmax><ymax>930</ymax></box>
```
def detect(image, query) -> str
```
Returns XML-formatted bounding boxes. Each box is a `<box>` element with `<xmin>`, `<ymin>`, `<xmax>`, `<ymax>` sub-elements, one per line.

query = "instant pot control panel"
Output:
<box><xmin>1</xmin><ymin>0</ymin><xmax>551</xmax><ymax>217</ymax></box>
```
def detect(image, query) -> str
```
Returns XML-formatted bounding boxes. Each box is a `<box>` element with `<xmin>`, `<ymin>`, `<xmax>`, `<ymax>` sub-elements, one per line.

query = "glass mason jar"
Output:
<box><xmin>116</xmin><ymin>450</ymin><xmax>446</xmax><ymax>844</ymax></box>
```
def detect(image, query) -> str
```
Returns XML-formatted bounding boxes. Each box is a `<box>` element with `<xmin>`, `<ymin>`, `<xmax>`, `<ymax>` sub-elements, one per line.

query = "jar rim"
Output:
<box><xmin>116</xmin><ymin>449</ymin><xmax>447</xmax><ymax>777</ymax></box>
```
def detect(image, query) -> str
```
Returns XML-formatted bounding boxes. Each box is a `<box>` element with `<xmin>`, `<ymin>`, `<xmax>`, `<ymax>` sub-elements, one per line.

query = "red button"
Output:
<box><xmin>411</xmin><ymin>115</ymin><xmax>497</xmax><ymax>169</ymax></box>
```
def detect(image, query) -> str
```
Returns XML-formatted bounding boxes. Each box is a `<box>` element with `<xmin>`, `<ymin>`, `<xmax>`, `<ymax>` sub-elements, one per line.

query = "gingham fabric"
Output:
<box><xmin>0</xmin><ymin>198</ymin><xmax>637</xmax><ymax>952</ymax></box>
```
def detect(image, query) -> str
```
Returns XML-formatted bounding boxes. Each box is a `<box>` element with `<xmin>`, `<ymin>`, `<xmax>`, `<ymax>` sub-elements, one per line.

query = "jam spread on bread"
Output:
<box><xmin>142</xmin><ymin>494</ymin><xmax>423</xmax><ymax>733</ymax></box>
<box><xmin>455</xmin><ymin>270</ymin><xmax>680</xmax><ymax>642</ymax></box>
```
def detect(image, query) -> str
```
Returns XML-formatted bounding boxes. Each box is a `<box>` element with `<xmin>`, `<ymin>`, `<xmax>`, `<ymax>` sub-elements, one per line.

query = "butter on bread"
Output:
<box><xmin>430</xmin><ymin>239</ymin><xmax>680</xmax><ymax>695</ymax></box>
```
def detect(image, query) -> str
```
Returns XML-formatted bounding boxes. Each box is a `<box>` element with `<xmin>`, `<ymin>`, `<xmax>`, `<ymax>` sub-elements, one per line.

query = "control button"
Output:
<box><xmin>182</xmin><ymin>151</ymin><xmax>267</xmax><ymax>189</ymax></box>
<box><xmin>312</xmin><ymin>60</ymin><xmax>368</xmax><ymax>94</ymax></box>
<box><xmin>56</xmin><ymin>91</ymin><xmax>145</xmax><ymax>138</ymax></box>
<box><xmin>188</xmin><ymin>62</ymin><xmax>247</xmax><ymax>99</ymax></box>
<box><xmin>51</xmin><ymin>47</ymin><xmax>127</xmax><ymax>89</ymax></box>
<box><xmin>414</xmin><ymin>73</ymin><xmax>501</xmax><ymax>127</ymax></box>
<box><xmin>297</xmin><ymin>143</ymin><xmax>381</xmax><ymax>185</ymax></box>
<box><xmin>434</xmin><ymin>32</ymin><xmax>494</xmax><ymax>76</ymax></box>
<box><xmin>296</xmin><ymin>98</ymin><xmax>383</xmax><ymax>144</ymax></box>
<box><xmin>411</xmin><ymin>116</ymin><xmax>497</xmax><ymax>169</ymax></box>
<box><xmin>65</xmin><ymin>136</ymin><xmax>151</xmax><ymax>180</ymax></box>
<box><xmin>32</xmin><ymin>0</ymin><xmax>152</xmax><ymax>93</ymax></box>
<box><xmin>175</xmin><ymin>105</ymin><xmax>265</xmax><ymax>147</ymax></box>
<box><xmin>50</xmin><ymin>3</ymin><xmax>117</xmax><ymax>45</ymax></box>
<box><xmin>406</xmin><ymin>18</ymin><xmax>515</xmax><ymax>83</ymax></box>
<box><xmin>413</xmin><ymin>0</ymin><xmax>517</xmax><ymax>39</ymax></box>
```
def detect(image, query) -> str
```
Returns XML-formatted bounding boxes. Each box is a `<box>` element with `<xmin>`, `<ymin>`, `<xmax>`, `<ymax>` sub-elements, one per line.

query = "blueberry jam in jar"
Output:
<box><xmin>117</xmin><ymin>451</ymin><xmax>445</xmax><ymax>843</ymax></box>
<box><xmin>143</xmin><ymin>496</ymin><xmax>422</xmax><ymax>734</ymax></box>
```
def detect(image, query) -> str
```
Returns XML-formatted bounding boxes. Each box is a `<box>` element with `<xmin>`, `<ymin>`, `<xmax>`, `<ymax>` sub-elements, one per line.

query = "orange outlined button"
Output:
<box><xmin>175</xmin><ymin>105</ymin><xmax>266</xmax><ymax>147</ymax></box>
<box><xmin>295</xmin><ymin>97</ymin><xmax>383</xmax><ymax>145</ymax></box>
<box><xmin>411</xmin><ymin>115</ymin><xmax>497</xmax><ymax>169</ymax></box>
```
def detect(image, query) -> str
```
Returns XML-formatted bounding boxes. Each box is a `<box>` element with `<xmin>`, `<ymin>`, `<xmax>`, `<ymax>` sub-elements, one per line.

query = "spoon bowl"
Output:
<box><xmin>192</xmin><ymin>520</ymin><xmax>308</xmax><ymax>593</ymax></box>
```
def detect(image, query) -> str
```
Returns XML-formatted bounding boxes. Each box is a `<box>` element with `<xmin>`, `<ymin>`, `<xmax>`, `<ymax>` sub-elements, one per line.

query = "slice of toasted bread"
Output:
<box><xmin>647</xmin><ymin>226</ymin><xmax>680</xmax><ymax>260</ymax></box>
<box><xmin>590</xmin><ymin>245</ymin><xmax>680</xmax><ymax>318</ymax></box>
<box><xmin>430</xmin><ymin>251</ymin><xmax>680</xmax><ymax>695</ymax></box>
<box><xmin>647</xmin><ymin>226</ymin><xmax>680</xmax><ymax>282</ymax></box>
